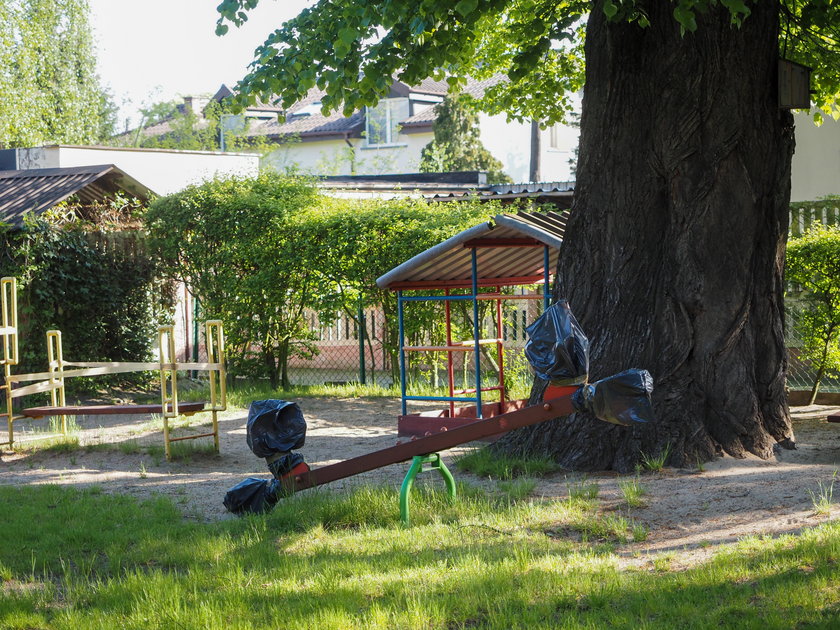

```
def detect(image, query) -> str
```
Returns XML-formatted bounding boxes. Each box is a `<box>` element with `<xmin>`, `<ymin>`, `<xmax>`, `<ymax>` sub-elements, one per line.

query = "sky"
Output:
<box><xmin>88</xmin><ymin>0</ymin><xmax>312</xmax><ymax>130</ymax></box>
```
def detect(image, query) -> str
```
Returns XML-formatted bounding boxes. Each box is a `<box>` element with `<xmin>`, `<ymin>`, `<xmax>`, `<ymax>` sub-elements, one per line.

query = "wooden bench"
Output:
<box><xmin>828</xmin><ymin>415</ymin><xmax>840</xmax><ymax>424</ymax></box>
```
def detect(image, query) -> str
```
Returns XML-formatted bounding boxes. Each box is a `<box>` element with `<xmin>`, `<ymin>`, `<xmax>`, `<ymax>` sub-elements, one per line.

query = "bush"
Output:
<box><xmin>786</xmin><ymin>224</ymin><xmax>840</xmax><ymax>403</ymax></box>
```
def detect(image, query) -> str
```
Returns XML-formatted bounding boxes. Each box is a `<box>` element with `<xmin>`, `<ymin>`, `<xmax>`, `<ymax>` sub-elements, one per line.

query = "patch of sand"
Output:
<box><xmin>2</xmin><ymin>399</ymin><xmax>838</xmax><ymax>566</ymax></box>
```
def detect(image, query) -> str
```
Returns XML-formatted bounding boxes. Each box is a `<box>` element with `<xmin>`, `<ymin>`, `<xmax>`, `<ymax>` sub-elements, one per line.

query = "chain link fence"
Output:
<box><xmin>281</xmin><ymin>298</ymin><xmax>839</xmax><ymax>398</ymax></box>
<box><xmin>786</xmin><ymin>301</ymin><xmax>840</xmax><ymax>395</ymax></box>
<box><xmin>285</xmin><ymin>297</ymin><xmax>543</xmax><ymax>398</ymax></box>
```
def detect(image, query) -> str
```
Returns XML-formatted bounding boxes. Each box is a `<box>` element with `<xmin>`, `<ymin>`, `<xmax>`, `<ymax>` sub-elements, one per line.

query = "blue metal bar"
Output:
<box><xmin>398</xmin><ymin>290</ymin><xmax>407</xmax><ymax>416</ymax></box>
<box><xmin>403</xmin><ymin>395</ymin><xmax>479</xmax><ymax>403</ymax></box>
<box><xmin>472</xmin><ymin>249</ymin><xmax>482</xmax><ymax>418</ymax></box>
<box><xmin>543</xmin><ymin>245</ymin><xmax>551</xmax><ymax>309</ymax></box>
<box><xmin>399</xmin><ymin>294</ymin><xmax>475</xmax><ymax>303</ymax></box>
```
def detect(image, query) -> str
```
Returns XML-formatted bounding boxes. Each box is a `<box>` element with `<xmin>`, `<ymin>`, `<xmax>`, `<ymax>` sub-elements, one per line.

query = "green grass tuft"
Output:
<box><xmin>618</xmin><ymin>475</ymin><xmax>648</xmax><ymax>508</ymax></box>
<box><xmin>639</xmin><ymin>442</ymin><xmax>672</xmax><ymax>472</ymax></box>
<box><xmin>455</xmin><ymin>447</ymin><xmax>558</xmax><ymax>480</ymax></box>
<box><xmin>497</xmin><ymin>478</ymin><xmax>537</xmax><ymax>500</ymax></box>
<box><xmin>808</xmin><ymin>470</ymin><xmax>837</xmax><ymax>516</ymax></box>
<box><xmin>567</xmin><ymin>478</ymin><xmax>599</xmax><ymax>501</ymax></box>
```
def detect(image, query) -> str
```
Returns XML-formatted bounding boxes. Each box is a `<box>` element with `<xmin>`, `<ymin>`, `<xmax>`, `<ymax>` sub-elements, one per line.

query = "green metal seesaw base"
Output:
<box><xmin>399</xmin><ymin>453</ymin><xmax>456</xmax><ymax>526</ymax></box>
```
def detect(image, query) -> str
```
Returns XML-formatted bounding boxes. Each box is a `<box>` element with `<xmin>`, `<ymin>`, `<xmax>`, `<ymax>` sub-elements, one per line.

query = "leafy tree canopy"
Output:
<box><xmin>0</xmin><ymin>0</ymin><xmax>117</xmax><ymax>147</ymax></box>
<box><xmin>117</xmin><ymin>99</ymin><xmax>273</xmax><ymax>153</ymax></box>
<box><xmin>217</xmin><ymin>0</ymin><xmax>840</xmax><ymax>124</ymax></box>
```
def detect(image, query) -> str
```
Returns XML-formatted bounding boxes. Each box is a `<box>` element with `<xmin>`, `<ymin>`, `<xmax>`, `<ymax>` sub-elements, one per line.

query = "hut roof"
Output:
<box><xmin>376</xmin><ymin>210</ymin><xmax>568</xmax><ymax>290</ymax></box>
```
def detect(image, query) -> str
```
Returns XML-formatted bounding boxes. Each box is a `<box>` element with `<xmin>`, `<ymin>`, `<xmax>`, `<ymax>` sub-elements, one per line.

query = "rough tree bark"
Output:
<box><xmin>495</xmin><ymin>1</ymin><xmax>796</xmax><ymax>471</ymax></box>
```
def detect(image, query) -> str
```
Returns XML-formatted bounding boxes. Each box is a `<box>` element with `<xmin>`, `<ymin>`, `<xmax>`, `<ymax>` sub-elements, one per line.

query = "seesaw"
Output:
<box><xmin>226</xmin><ymin>301</ymin><xmax>654</xmax><ymax>525</ymax></box>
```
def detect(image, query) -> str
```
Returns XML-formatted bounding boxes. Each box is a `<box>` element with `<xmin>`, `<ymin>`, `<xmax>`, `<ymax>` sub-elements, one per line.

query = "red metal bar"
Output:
<box><xmin>445</xmin><ymin>288</ymin><xmax>455</xmax><ymax>417</ymax></box>
<box><xmin>453</xmin><ymin>386</ymin><xmax>504</xmax><ymax>395</ymax></box>
<box><xmin>462</xmin><ymin>238</ymin><xmax>542</xmax><ymax>248</ymax></box>
<box><xmin>282</xmin><ymin>394</ymin><xmax>575</xmax><ymax>492</ymax></box>
<box><xmin>388</xmin><ymin>276</ymin><xmax>546</xmax><ymax>290</ymax></box>
<box><xmin>496</xmin><ymin>285</ymin><xmax>505</xmax><ymax>403</ymax></box>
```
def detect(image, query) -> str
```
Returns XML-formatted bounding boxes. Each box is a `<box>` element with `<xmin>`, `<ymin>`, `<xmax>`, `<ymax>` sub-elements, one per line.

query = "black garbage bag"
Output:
<box><xmin>246</xmin><ymin>400</ymin><xmax>306</xmax><ymax>458</ymax></box>
<box><xmin>571</xmin><ymin>369</ymin><xmax>655</xmax><ymax>426</ymax></box>
<box><xmin>223</xmin><ymin>477</ymin><xmax>284</xmax><ymax>514</ymax></box>
<box><xmin>267</xmin><ymin>452</ymin><xmax>306</xmax><ymax>480</ymax></box>
<box><xmin>524</xmin><ymin>300</ymin><xmax>589</xmax><ymax>385</ymax></box>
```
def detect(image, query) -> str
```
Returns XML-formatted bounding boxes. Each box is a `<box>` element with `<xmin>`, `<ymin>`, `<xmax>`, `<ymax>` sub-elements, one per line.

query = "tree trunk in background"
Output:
<box><xmin>530</xmin><ymin>119</ymin><xmax>541</xmax><ymax>182</ymax></box>
<box><xmin>495</xmin><ymin>1</ymin><xmax>795</xmax><ymax>470</ymax></box>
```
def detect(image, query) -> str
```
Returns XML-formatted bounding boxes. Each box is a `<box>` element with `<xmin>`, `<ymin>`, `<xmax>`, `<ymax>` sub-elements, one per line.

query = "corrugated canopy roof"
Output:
<box><xmin>376</xmin><ymin>210</ymin><xmax>568</xmax><ymax>290</ymax></box>
<box><xmin>0</xmin><ymin>165</ymin><xmax>152</xmax><ymax>228</ymax></box>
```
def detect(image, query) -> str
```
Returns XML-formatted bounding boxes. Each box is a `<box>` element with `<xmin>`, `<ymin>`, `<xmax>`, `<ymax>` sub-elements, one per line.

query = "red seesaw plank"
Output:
<box><xmin>281</xmin><ymin>394</ymin><xmax>575</xmax><ymax>493</ymax></box>
<box><xmin>22</xmin><ymin>402</ymin><xmax>206</xmax><ymax>418</ymax></box>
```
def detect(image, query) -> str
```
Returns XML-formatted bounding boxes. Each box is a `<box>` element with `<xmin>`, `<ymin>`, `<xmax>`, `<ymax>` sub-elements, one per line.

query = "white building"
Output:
<box><xmin>791</xmin><ymin>112</ymin><xmax>840</xmax><ymax>203</ymax></box>
<box><xmin>0</xmin><ymin>144</ymin><xmax>259</xmax><ymax>196</ymax></box>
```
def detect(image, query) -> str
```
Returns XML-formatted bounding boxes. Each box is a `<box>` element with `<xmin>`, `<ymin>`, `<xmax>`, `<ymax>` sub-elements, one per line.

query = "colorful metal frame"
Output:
<box><xmin>1</xmin><ymin>277</ymin><xmax>19</xmax><ymax>447</ymax></box>
<box><xmin>396</xmin><ymin>244</ymin><xmax>553</xmax><ymax>428</ymax></box>
<box><xmin>0</xmin><ymin>277</ymin><xmax>227</xmax><ymax>457</ymax></box>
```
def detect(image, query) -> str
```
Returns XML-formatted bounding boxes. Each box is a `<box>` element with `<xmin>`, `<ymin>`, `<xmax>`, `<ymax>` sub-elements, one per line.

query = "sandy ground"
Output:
<box><xmin>1</xmin><ymin>397</ymin><xmax>839</xmax><ymax>566</ymax></box>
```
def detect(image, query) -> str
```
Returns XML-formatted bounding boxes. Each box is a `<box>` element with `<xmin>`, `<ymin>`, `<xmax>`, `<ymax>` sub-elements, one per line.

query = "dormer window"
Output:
<box><xmin>365</xmin><ymin>98</ymin><xmax>409</xmax><ymax>146</ymax></box>
<box><xmin>291</xmin><ymin>101</ymin><xmax>322</xmax><ymax>117</ymax></box>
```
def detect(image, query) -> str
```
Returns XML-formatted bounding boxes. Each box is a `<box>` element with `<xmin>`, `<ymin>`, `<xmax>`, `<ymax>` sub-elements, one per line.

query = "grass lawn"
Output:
<box><xmin>0</xmin><ymin>483</ymin><xmax>839</xmax><ymax>629</ymax></box>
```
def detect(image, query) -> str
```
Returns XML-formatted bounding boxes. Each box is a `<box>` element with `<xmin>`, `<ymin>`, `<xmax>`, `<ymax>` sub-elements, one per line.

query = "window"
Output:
<box><xmin>365</xmin><ymin>98</ymin><xmax>409</xmax><ymax>146</ymax></box>
<box><xmin>549</xmin><ymin>123</ymin><xmax>563</xmax><ymax>150</ymax></box>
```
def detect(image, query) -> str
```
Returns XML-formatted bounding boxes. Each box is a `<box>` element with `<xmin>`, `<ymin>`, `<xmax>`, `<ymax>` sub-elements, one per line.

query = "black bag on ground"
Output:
<box><xmin>571</xmin><ymin>369</ymin><xmax>655</xmax><ymax>426</ymax></box>
<box><xmin>223</xmin><ymin>477</ymin><xmax>283</xmax><ymax>514</ymax></box>
<box><xmin>246</xmin><ymin>400</ymin><xmax>306</xmax><ymax>458</ymax></box>
<box><xmin>524</xmin><ymin>300</ymin><xmax>589</xmax><ymax>385</ymax></box>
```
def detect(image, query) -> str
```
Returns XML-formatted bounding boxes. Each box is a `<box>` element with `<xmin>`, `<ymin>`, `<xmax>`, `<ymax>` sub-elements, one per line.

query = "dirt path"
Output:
<box><xmin>1</xmin><ymin>398</ymin><xmax>838</xmax><ymax>565</ymax></box>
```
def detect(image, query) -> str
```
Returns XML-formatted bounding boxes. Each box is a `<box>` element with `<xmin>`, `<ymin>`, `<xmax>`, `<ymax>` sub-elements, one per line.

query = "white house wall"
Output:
<box><xmin>13</xmin><ymin>145</ymin><xmax>259</xmax><ymax>196</ymax></box>
<box><xmin>791</xmin><ymin>113</ymin><xmax>840</xmax><ymax>202</ymax></box>
<box><xmin>477</xmin><ymin>113</ymin><xmax>531</xmax><ymax>182</ymax></box>
<box><xmin>264</xmin><ymin>133</ymin><xmax>434</xmax><ymax>176</ymax></box>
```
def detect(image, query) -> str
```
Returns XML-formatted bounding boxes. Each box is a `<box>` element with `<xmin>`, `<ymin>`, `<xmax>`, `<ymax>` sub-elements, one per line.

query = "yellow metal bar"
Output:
<box><xmin>9</xmin><ymin>380</ymin><xmax>63</xmax><ymax>398</ymax></box>
<box><xmin>205</xmin><ymin>320</ymin><xmax>226</xmax><ymax>453</ymax></box>
<box><xmin>2</xmin><ymin>277</ymin><xmax>18</xmax><ymax>367</ymax></box>
<box><xmin>205</xmin><ymin>321</ymin><xmax>227</xmax><ymax>412</ymax></box>
<box><xmin>2</xmin><ymin>277</ymin><xmax>18</xmax><ymax>447</ymax></box>
<box><xmin>7</xmin><ymin>362</ymin><xmax>221</xmax><ymax>384</ymax></box>
<box><xmin>47</xmin><ymin>331</ymin><xmax>68</xmax><ymax>436</ymax></box>
<box><xmin>168</xmin><ymin>431</ymin><xmax>216</xmax><ymax>443</ymax></box>
<box><xmin>158</xmin><ymin>325</ymin><xmax>178</xmax><ymax>460</ymax></box>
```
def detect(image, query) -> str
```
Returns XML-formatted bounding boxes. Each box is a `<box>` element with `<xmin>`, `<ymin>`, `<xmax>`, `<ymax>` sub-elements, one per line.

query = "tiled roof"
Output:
<box><xmin>409</xmin><ymin>77</ymin><xmax>452</xmax><ymax>95</ymax></box>
<box><xmin>0</xmin><ymin>165</ymin><xmax>152</xmax><ymax>229</ymax></box>
<box><xmin>251</xmin><ymin>110</ymin><xmax>365</xmax><ymax>138</ymax></box>
<box><xmin>461</xmin><ymin>75</ymin><xmax>506</xmax><ymax>98</ymax></box>
<box><xmin>400</xmin><ymin>106</ymin><xmax>438</xmax><ymax>128</ymax></box>
<box><xmin>121</xmin><ymin>77</ymin><xmax>507</xmax><ymax>143</ymax></box>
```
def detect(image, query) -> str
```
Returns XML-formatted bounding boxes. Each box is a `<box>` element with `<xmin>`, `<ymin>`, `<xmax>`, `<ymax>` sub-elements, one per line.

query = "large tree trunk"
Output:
<box><xmin>495</xmin><ymin>1</ymin><xmax>795</xmax><ymax>471</ymax></box>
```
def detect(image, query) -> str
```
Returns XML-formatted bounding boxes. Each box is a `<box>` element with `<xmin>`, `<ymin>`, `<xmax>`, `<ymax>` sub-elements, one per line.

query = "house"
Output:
<box><xmin>128</xmin><ymin>80</ymin><xmax>580</xmax><ymax>183</ymax></box>
<box><xmin>253</xmin><ymin>78</ymin><xmax>578</xmax><ymax>182</ymax></box>
<box><xmin>791</xmin><ymin>112</ymin><xmax>840</xmax><ymax>202</ymax></box>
